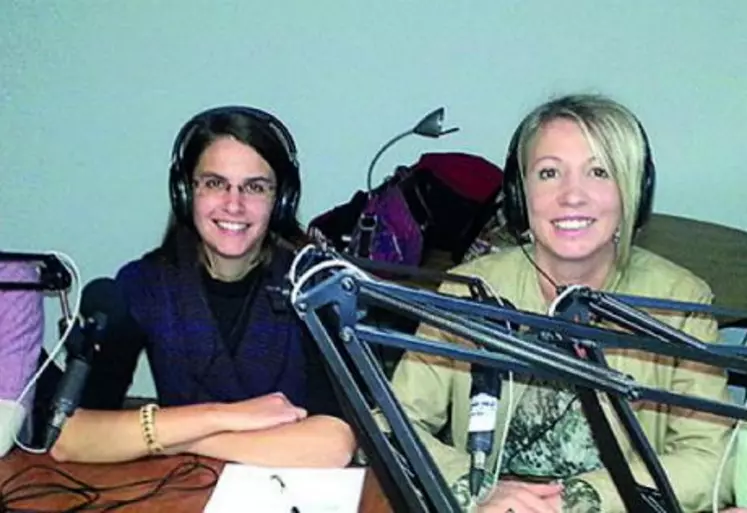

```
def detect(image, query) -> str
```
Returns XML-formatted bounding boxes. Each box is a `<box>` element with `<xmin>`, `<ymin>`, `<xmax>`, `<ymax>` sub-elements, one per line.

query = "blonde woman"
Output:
<box><xmin>385</xmin><ymin>94</ymin><xmax>735</xmax><ymax>512</ymax></box>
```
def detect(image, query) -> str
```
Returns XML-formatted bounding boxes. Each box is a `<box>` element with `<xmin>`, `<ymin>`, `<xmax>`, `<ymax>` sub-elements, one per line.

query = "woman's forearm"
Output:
<box><xmin>185</xmin><ymin>415</ymin><xmax>356</xmax><ymax>468</ymax></box>
<box><xmin>50</xmin><ymin>403</ymin><xmax>222</xmax><ymax>463</ymax></box>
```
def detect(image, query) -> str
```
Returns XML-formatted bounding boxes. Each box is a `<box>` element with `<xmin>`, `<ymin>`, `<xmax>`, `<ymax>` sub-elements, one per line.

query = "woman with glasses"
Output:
<box><xmin>50</xmin><ymin>106</ymin><xmax>355</xmax><ymax>467</ymax></box>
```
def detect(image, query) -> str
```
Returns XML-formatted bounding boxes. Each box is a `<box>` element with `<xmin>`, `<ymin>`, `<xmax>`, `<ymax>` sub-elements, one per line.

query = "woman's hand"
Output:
<box><xmin>215</xmin><ymin>392</ymin><xmax>308</xmax><ymax>432</ymax></box>
<box><xmin>478</xmin><ymin>481</ymin><xmax>563</xmax><ymax>513</ymax></box>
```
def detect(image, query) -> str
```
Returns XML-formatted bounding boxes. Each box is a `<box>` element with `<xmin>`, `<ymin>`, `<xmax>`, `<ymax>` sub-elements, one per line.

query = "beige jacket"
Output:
<box><xmin>381</xmin><ymin>246</ymin><xmax>735</xmax><ymax>512</ymax></box>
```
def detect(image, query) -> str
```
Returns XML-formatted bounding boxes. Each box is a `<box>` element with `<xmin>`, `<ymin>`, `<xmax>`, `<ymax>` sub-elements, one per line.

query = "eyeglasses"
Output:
<box><xmin>193</xmin><ymin>174</ymin><xmax>277</xmax><ymax>200</ymax></box>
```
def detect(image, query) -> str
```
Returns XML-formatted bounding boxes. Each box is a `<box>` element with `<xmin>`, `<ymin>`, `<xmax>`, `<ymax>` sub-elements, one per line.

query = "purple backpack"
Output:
<box><xmin>309</xmin><ymin>152</ymin><xmax>504</xmax><ymax>267</ymax></box>
<box><xmin>347</xmin><ymin>168</ymin><xmax>424</xmax><ymax>266</ymax></box>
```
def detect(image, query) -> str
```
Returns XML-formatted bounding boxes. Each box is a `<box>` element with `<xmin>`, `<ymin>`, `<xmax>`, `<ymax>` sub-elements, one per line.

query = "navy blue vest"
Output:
<box><xmin>116</xmin><ymin>237</ymin><xmax>308</xmax><ymax>408</ymax></box>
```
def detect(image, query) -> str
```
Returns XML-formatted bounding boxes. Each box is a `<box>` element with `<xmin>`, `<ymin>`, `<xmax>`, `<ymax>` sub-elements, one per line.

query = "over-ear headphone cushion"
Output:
<box><xmin>634</xmin><ymin>128</ymin><xmax>655</xmax><ymax>230</ymax></box>
<box><xmin>169</xmin><ymin>161</ymin><xmax>192</xmax><ymax>226</ymax></box>
<box><xmin>270</xmin><ymin>159</ymin><xmax>301</xmax><ymax>234</ymax></box>
<box><xmin>501</xmin><ymin>128</ymin><xmax>528</xmax><ymax>238</ymax></box>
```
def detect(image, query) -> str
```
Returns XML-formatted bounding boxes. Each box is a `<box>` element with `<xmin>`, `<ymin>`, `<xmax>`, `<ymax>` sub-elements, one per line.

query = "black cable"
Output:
<box><xmin>92</xmin><ymin>459</ymin><xmax>211</xmax><ymax>512</ymax></box>
<box><xmin>0</xmin><ymin>465</ymin><xmax>98</xmax><ymax>513</ymax></box>
<box><xmin>516</xmin><ymin>239</ymin><xmax>560</xmax><ymax>292</ymax></box>
<box><xmin>0</xmin><ymin>457</ymin><xmax>218</xmax><ymax>513</ymax></box>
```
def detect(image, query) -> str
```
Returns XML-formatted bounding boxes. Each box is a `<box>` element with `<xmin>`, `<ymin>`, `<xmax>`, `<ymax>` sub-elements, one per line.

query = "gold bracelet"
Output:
<box><xmin>139</xmin><ymin>403</ymin><xmax>164</xmax><ymax>456</ymax></box>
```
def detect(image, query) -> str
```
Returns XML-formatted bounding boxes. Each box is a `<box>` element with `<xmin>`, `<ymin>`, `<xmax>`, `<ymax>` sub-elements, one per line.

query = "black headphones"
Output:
<box><xmin>168</xmin><ymin>105</ymin><xmax>301</xmax><ymax>236</ymax></box>
<box><xmin>502</xmin><ymin>117</ymin><xmax>655</xmax><ymax>239</ymax></box>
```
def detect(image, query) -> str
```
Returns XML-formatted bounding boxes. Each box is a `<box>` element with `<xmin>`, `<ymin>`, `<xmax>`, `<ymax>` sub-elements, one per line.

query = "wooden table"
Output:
<box><xmin>0</xmin><ymin>450</ymin><xmax>392</xmax><ymax>512</ymax></box>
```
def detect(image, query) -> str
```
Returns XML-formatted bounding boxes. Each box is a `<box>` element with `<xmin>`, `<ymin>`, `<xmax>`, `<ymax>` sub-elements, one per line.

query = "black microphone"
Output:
<box><xmin>44</xmin><ymin>277</ymin><xmax>126</xmax><ymax>450</ymax></box>
<box><xmin>467</xmin><ymin>363</ymin><xmax>502</xmax><ymax>498</ymax></box>
<box><xmin>465</xmin><ymin>296</ymin><xmax>515</xmax><ymax>497</ymax></box>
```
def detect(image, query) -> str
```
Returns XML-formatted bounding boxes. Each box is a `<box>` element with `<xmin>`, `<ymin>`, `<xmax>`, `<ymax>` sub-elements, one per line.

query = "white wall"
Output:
<box><xmin>2</xmin><ymin>0</ymin><xmax>745</xmax><ymax>396</ymax></box>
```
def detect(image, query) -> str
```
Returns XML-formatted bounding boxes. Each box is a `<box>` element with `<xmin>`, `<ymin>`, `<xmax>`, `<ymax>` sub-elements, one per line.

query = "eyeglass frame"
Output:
<box><xmin>192</xmin><ymin>172</ymin><xmax>277</xmax><ymax>200</ymax></box>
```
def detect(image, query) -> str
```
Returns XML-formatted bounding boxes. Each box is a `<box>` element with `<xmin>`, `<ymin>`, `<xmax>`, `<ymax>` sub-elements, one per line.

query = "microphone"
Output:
<box><xmin>467</xmin><ymin>362</ymin><xmax>502</xmax><ymax>498</ymax></box>
<box><xmin>44</xmin><ymin>277</ymin><xmax>126</xmax><ymax>450</ymax></box>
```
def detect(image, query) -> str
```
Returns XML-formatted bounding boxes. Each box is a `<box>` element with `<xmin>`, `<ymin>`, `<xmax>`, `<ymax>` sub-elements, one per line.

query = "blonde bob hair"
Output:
<box><xmin>510</xmin><ymin>93</ymin><xmax>653</xmax><ymax>267</ymax></box>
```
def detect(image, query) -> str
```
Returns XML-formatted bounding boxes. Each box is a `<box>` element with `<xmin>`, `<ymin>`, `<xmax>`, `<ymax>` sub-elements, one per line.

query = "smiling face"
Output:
<box><xmin>525</xmin><ymin>117</ymin><xmax>622</xmax><ymax>268</ymax></box>
<box><xmin>192</xmin><ymin>136</ymin><xmax>276</xmax><ymax>273</ymax></box>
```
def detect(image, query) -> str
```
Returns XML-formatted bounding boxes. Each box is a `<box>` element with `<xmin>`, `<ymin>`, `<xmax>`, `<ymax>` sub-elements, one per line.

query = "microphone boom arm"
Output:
<box><xmin>291</xmin><ymin>258</ymin><xmax>747</xmax><ymax>513</ymax></box>
<box><xmin>297</xmin><ymin>272</ymin><xmax>460</xmax><ymax>512</ymax></box>
<box><xmin>0</xmin><ymin>251</ymin><xmax>72</xmax><ymax>292</ymax></box>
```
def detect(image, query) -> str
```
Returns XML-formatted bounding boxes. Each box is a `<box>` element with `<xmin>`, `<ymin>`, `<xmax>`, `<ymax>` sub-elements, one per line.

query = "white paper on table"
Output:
<box><xmin>203</xmin><ymin>463</ymin><xmax>366</xmax><ymax>513</ymax></box>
